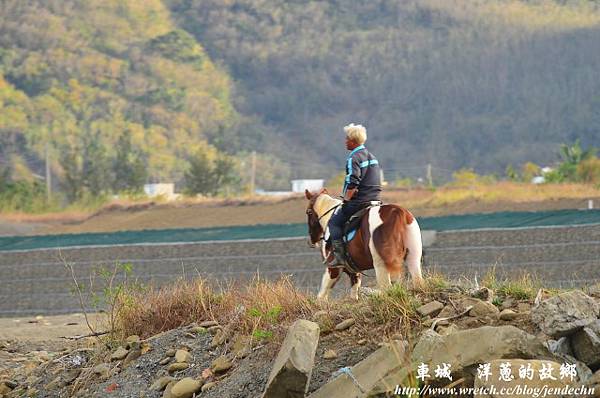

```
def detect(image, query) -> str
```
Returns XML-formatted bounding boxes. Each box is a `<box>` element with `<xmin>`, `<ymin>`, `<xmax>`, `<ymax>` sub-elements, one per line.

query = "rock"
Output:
<box><xmin>499</xmin><ymin>309</ymin><xmax>518</xmax><ymax>321</ymax></box>
<box><xmin>416</xmin><ymin>301</ymin><xmax>444</xmax><ymax>317</ymax></box>
<box><xmin>199</xmin><ymin>320</ymin><xmax>219</xmax><ymax>328</ymax></box>
<box><xmin>168</xmin><ymin>362</ymin><xmax>189</xmax><ymax>373</ymax></box>
<box><xmin>175</xmin><ymin>349</ymin><xmax>192</xmax><ymax>364</ymax></box>
<box><xmin>0</xmin><ymin>383</ymin><xmax>12</xmax><ymax>395</ymax></box>
<box><xmin>459</xmin><ymin>298</ymin><xmax>499</xmax><ymax>318</ymax></box>
<box><xmin>45</xmin><ymin>377</ymin><xmax>64</xmax><ymax>391</ymax></box>
<box><xmin>210</xmin><ymin>329</ymin><xmax>228</xmax><ymax>348</ymax></box>
<box><xmin>165</xmin><ymin>349</ymin><xmax>176</xmax><ymax>357</ymax></box>
<box><xmin>3</xmin><ymin>380</ymin><xmax>17</xmax><ymax>389</ymax></box>
<box><xmin>437</xmin><ymin>324</ymin><xmax>459</xmax><ymax>336</ymax></box>
<box><xmin>373</xmin><ymin>325</ymin><xmax>555</xmax><ymax>395</ymax></box>
<box><xmin>323</xmin><ymin>349</ymin><xmax>338</xmax><ymax>359</ymax></box>
<box><xmin>471</xmin><ymin>287</ymin><xmax>494</xmax><ymax>302</ymax></box>
<box><xmin>162</xmin><ymin>381</ymin><xmax>176</xmax><ymax>398</ymax></box>
<box><xmin>474</xmin><ymin>359</ymin><xmax>571</xmax><ymax>397</ymax></box>
<box><xmin>357</xmin><ymin>339</ymin><xmax>367</xmax><ymax>345</ymax></box>
<box><xmin>190</xmin><ymin>326</ymin><xmax>207</xmax><ymax>335</ymax></box>
<box><xmin>126</xmin><ymin>335</ymin><xmax>141</xmax><ymax>345</ymax></box>
<box><xmin>501</xmin><ymin>297</ymin><xmax>515</xmax><ymax>309</ymax></box>
<box><xmin>211</xmin><ymin>356</ymin><xmax>233</xmax><ymax>373</ymax></box>
<box><xmin>123</xmin><ymin>348</ymin><xmax>142</xmax><ymax>367</ymax></box>
<box><xmin>151</xmin><ymin>376</ymin><xmax>176</xmax><ymax>392</ymax></box>
<box><xmin>516</xmin><ymin>302</ymin><xmax>531</xmax><ymax>313</ymax></box>
<box><xmin>92</xmin><ymin>363</ymin><xmax>111</xmax><ymax>379</ymax></box>
<box><xmin>546</xmin><ymin>337</ymin><xmax>573</xmax><ymax>357</ymax></box>
<box><xmin>159</xmin><ymin>357</ymin><xmax>171</xmax><ymax>365</ymax></box>
<box><xmin>201</xmin><ymin>382</ymin><xmax>216</xmax><ymax>392</ymax></box>
<box><xmin>110</xmin><ymin>347</ymin><xmax>129</xmax><ymax>361</ymax></box>
<box><xmin>263</xmin><ymin>319</ymin><xmax>320</xmax><ymax>398</ymax></box>
<box><xmin>63</xmin><ymin>369</ymin><xmax>81</xmax><ymax>384</ymax></box>
<box><xmin>571</xmin><ymin>320</ymin><xmax>600</xmax><ymax>367</ymax></box>
<box><xmin>437</xmin><ymin>305</ymin><xmax>458</xmax><ymax>318</ymax></box>
<box><xmin>171</xmin><ymin>378</ymin><xmax>203</xmax><ymax>398</ymax></box>
<box><xmin>307</xmin><ymin>340</ymin><xmax>407</xmax><ymax>398</ymax></box>
<box><xmin>207</xmin><ymin>325</ymin><xmax>222</xmax><ymax>334</ymax></box>
<box><xmin>531</xmin><ymin>290</ymin><xmax>600</xmax><ymax>338</ymax></box>
<box><xmin>335</xmin><ymin>318</ymin><xmax>355</xmax><ymax>331</ymax></box>
<box><xmin>312</xmin><ymin>310</ymin><xmax>328</xmax><ymax>319</ymax></box>
<box><xmin>231</xmin><ymin>335</ymin><xmax>252</xmax><ymax>359</ymax></box>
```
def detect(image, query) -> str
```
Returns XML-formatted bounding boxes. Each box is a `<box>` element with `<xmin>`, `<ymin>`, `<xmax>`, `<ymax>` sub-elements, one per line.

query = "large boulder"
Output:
<box><xmin>372</xmin><ymin>326</ymin><xmax>555</xmax><ymax>394</ymax></box>
<box><xmin>571</xmin><ymin>320</ymin><xmax>600</xmax><ymax>368</ymax></box>
<box><xmin>531</xmin><ymin>290</ymin><xmax>600</xmax><ymax>338</ymax></box>
<box><xmin>262</xmin><ymin>320</ymin><xmax>320</xmax><ymax>398</ymax></box>
<box><xmin>474</xmin><ymin>359</ymin><xmax>571</xmax><ymax>398</ymax></box>
<box><xmin>307</xmin><ymin>340</ymin><xmax>407</xmax><ymax>398</ymax></box>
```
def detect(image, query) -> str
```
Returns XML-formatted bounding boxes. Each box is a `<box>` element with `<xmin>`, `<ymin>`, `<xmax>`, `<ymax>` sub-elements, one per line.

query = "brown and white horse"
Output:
<box><xmin>305</xmin><ymin>189</ymin><xmax>424</xmax><ymax>300</ymax></box>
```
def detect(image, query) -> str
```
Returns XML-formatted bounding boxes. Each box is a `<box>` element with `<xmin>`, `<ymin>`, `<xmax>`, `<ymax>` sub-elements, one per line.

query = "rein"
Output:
<box><xmin>317</xmin><ymin>203</ymin><xmax>341</xmax><ymax>222</ymax></box>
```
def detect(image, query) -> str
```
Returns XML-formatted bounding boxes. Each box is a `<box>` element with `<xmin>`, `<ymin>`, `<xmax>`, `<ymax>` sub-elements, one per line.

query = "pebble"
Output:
<box><xmin>499</xmin><ymin>309</ymin><xmax>519</xmax><ymax>321</ymax></box>
<box><xmin>211</xmin><ymin>356</ymin><xmax>233</xmax><ymax>373</ymax></box>
<box><xmin>201</xmin><ymin>382</ymin><xmax>216</xmax><ymax>392</ymax></box>
<box><xmin>159</xmin><ymin>357</ymin><xmax>171</xmax><ymax>365</ymax></box>
<box><xmin>357</xmin><ymin>339</ymin><xmax>367</xmax><ymax>345</ymax></box>
<box><xmin>199</xmin><ymin>320</ymin><xmax>219</xmax><ymax>328</ymax></box>
<box><xmin>168</xmin><ymin>362</ymin><xmax>189</xmax><ymax>373</ymax></box>
<box><xmin>110</xmin><ymin>347</ymin><xmax>129</xmax><ymax>361</ymax></box>
<box><xmin>175</xmin><ymin>349</ymin><xmax>192</xmax><ymax>364</ymax></box>
<box><xmin>150</xmin><ymin>376</ymin><xmax>176</xmax><ymax>392</ymax></box>
<box><xmin>335</xmin><ymin>318</ymin><xmax>355</xmax><ymax>331</ymax></box>
<box><xmin>323</xmin><ymin>349</ymin><xmax>338</xmax><ymax>359</ymax></box>
<box><xmin>171</xmin><ymin>378</ymin><xmax>203</xmax><ymax>398</ymax></box>
<box><xmin>123</xmin><ymin>349</ymin><xmax>142</xmax><ymax>367</ymax></box>
<box><xmin>165</xmin><ymin>349</ymin><xmax>177</xmax><ymax>357</ymax></box>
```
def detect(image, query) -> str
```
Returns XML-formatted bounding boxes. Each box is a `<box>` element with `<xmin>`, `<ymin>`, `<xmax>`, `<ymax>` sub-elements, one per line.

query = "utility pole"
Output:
<box><xmin>426</xmin><ymin>163</ymin><xmax>433</xmax><ymax>187</ymax></box>
<box><xmin>45</xmin><ymin>142</ymin><xmax>52</xmax><ymax>200</ymax></box>
<box><xmin>250</xmin><ymin>151</ymin><xmax>256</xmax><ymax>195</ymax></box>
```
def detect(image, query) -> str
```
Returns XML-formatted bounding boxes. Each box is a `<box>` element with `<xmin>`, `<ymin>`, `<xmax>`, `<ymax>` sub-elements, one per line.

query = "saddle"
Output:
<box><xmin>337</xmin><ymin>201</ymin><xmax>382</xmax><ymax>273</ymax></box>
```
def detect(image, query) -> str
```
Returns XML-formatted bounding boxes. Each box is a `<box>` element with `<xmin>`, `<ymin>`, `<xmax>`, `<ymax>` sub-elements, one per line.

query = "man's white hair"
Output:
<box><xmin>344</xmin><ymin>123</ymin><xmax>367</xmax><ymax>145</ymax></box>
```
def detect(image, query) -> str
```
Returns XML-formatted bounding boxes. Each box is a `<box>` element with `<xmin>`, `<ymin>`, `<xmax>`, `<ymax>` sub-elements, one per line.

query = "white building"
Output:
<box><xmin>291</xmin><ymin>179</ymin><xmax>324</xmax><ymax>193</ymax></box>
<box><xmin>144</xmin><ymin>183</ymin><xmax>178</xmax><ymax>200</ymax></box>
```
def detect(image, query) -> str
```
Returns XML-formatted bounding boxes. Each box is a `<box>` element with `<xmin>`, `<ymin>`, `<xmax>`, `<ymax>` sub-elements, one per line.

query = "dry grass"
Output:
<box><xmin>111</xmin><ymin>276</ymin><xmax>427</xmax><ymax>342</ymax></box>
<box><xmin>481</xmin><ymin>266</ymin><xmax>540</xmax><ymax>301</ymax></box>
<box><xmin>388</xmin><ymin>182</ymin><xmax>600</xmax><ymax>210</ymax></box>
<box><xmin>114</xmin><ymin>276</ymin><xmax>316</xmax><ymax>340</ymax></box>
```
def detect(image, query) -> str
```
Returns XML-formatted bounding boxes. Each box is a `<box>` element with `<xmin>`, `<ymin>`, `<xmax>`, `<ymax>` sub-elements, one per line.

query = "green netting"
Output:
<box><xmin>1</xmin><ymin>209</ymin><xmax>599</xmax><ymax>252</ymax></box>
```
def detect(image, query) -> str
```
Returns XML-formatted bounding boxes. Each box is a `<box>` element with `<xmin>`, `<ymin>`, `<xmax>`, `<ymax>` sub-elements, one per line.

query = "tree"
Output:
<box><xmin>81</xmin><ymin>133</ymin><xmax>111</xmax><ymax>197</ymax></box>
<box><xmin>184</xmin><ymin>150</ymin><xmax>239</xmax><ymax>196</ymax></box>
<box><xmin>112</xmin><ymin>130</ymin><xmax>148</xmax><ymax>193</ymax></box>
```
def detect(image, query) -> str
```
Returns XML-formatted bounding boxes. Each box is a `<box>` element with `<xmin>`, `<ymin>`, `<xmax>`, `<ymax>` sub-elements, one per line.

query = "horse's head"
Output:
<box><xmin>304</xmin><ymin>188</ymin><xmax>328</xmax><ymax>247</ymax></box>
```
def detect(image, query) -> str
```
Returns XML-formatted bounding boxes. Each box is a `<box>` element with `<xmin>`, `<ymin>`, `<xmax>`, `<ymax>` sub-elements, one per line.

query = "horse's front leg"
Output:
<box><xmin>349</xmin><ymin>273</ymin><xmax>362</xmax><ymax>300</ymax></box>
<box><xmin>317</xmin><ymin>267</ymin><xmax>340</xmax><ymax>301</ymax></box>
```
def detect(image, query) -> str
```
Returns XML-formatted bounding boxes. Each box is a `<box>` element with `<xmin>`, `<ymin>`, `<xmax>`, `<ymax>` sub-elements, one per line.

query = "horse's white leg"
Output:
<box><xmin>368</xmin><ymin>208</ymin><xmax>392</xmax><ymax>291</ymax></box>
<box><xmin>317</xmin><ymin>269</ymin><xmax>340</xmax><ymax>301</ymax></box>
<box><xmin>405</xmin><ymin>219</ymin><xmax>424</xmax><ymax>288</ymax></box>
<box><xmin>350</xmin><ymin>274</ymin><xmax>362</xmax><ymax>300</ymax></box>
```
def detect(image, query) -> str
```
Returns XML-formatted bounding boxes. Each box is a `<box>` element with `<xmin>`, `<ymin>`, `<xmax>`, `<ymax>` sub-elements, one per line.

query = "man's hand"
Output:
<box><xmin>344</xmin><ymin>187</ymin><xmax>357</xmax><ymax>202</ymax></box>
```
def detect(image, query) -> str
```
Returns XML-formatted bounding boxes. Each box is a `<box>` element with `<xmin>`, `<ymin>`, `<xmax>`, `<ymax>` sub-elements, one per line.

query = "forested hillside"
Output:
<box><xmin>169</xmin><ymin>0</ymin><xmax>600</xmax><ymax>179</ymax></box>
<box><xmin>0</xmin><ymin>0</ymin><xmax>244</xmax><ymax>204</ymax></box>
<box><xmin>1</xmin><ymin>0</ymin><xmax>600</xmax><ymax>208</ymax></box>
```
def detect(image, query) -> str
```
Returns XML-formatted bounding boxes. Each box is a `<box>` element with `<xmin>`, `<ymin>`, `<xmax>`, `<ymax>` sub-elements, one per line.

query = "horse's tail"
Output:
<box><xmin>373</xmin><ymin>206</ymin><xmax>414</xmax><ymax>262</ymax></box>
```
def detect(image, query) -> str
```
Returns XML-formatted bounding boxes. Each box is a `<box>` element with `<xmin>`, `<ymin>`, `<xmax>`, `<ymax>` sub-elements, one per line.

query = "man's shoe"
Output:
<box><xmin>328</xmin><ymin>239</ymin><xmax>346</xmax><ymax>267</ymax></box>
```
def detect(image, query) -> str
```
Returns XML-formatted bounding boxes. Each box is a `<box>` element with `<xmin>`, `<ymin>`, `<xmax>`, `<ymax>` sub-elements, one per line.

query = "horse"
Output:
<box><xmin>304</xmin><ymin>189</ymin><xmax>424</xmax><ymax>300</ymax></box>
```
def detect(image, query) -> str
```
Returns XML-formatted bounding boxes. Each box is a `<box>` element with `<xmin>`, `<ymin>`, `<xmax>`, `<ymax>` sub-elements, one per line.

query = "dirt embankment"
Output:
<box><xmin>3</xmin><ymin>280</ymin><xmax>600</xmax><ymax>398</ymax></box>
<box><xmin>2</xmin><ymin>190</ymin><xmax>598</xmax><ymax>236</ymax></box>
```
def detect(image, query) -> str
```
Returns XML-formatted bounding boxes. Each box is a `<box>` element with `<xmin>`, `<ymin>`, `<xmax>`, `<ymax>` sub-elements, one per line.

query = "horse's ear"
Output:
<box><xmin>304</xmin><ymin>189</ymin><xmax>312</xmax><ymax>200</ymax></box>
<box><xmin>320</xmin><ymin>188</ymin><xmax>328</xmax><ymax>195</ymax></box>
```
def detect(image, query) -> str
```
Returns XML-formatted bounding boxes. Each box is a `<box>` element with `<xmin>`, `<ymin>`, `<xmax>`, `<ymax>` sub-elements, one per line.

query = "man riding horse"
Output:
<box><xmin>327</xmin><ymin>123</ymin><xmax>382</xmax><ymax>268</ymax></box>
<box><xmin>305</xmin><ymin>123</ymin><xmax>423</xmax><ymax>300</ymax></box>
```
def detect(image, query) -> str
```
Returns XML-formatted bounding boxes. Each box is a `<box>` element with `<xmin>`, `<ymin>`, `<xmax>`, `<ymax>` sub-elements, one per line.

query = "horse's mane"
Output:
<box><xmin>313</xmin><ymin>192</ymin><xmax>342</xmax><ymax>216</ymax></box>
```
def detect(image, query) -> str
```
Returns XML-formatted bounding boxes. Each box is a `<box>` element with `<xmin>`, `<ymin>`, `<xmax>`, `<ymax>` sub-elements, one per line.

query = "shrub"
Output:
<box><xmin>577</xmin><ymin>158</ymin><xmax>600</xmax><ymax>185</ymax></box>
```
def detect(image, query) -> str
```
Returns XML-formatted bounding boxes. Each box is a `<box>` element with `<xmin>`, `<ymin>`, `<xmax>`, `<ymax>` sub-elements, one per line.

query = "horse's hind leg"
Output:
<box><xmin>349</xmin><ymin>273</ymin><xmax>362</xmax><ymax>300</ymax></box>
<box><xmin>405</xmin><ymin>221</ymin><xmax>424</xmax><ymax>288</ymax></box>
<box><xmin>317</xmin><ymin>268</ymin><xmax>341</xmax><ymax>301</ymax></box>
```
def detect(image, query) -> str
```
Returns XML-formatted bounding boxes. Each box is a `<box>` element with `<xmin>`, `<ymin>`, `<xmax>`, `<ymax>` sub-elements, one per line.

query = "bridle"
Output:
<box><xmin>315</xmin><ymin>203</ymin><xmax>342</xmax><ymax>222</ymax></box>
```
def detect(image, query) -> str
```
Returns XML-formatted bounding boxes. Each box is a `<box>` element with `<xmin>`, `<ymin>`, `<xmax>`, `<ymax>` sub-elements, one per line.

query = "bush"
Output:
<box><xmin>450</xmin><ymin>168</ymin><xmax>496</xmax><ymax>187</ymax></box>
<box><xmin>577</xmin><ymin>158</ymin><xmax>600</xmax><ymax>185</ymax></box>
